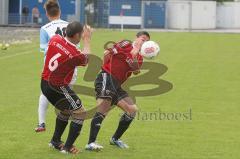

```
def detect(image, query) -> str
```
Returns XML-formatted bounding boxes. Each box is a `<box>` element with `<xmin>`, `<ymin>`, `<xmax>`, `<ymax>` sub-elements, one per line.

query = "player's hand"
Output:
<box><xmin>131</xmin><ymin>37</ymin><xmax>145</xmax><ymax>56</ymax></box>
<box><xmin>82</xmin><ymin>25</ymin><xmax>93</xmax><ymax>42</ymax></box>
<box><xmin>82</xmin><ymin>25</ymin><xmax>93</xmax><ymax>55</ymax></box>
<box><xmin>134</xmin><ymin>37</ymin><xmax>145</xmax><ymax>50</ymax></box>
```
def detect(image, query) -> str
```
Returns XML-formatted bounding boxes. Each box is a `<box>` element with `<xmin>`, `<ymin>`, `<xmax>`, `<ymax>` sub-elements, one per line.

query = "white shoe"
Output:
<box><xmin>60</xmin><ymin>149</ymin><xmax>68</xmax><ymax>154</ymax></box>
<box><xmin>85</xmin><ymin>142</ymin><xmax>103</xmax><ymax>151</ymax></box>
<box><xmin>110</xmin><ymin>138</ymin><xmax>129</xmax><ymax>149</ymax></box>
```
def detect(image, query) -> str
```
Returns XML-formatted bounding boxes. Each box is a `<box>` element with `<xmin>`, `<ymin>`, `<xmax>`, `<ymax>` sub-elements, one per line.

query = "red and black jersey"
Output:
<box><xmin>102</xmin><ymin>40</ymin><xmax>143</xmax><ymax>84</ymax></box>
<box><xmin>42</xmin><ymin>35</ymin><xmax>88</xmax><ymax>86</ymax></box>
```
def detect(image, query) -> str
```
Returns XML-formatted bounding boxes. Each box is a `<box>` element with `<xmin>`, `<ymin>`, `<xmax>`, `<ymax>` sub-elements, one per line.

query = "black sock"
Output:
<box><xmin>52</xmin><ymin>117</ymin><xmax>68</xmax><ymax>142</ymax></box>
<box><xmin>112</xmin><ymin>113</ymin><xmax>134</xmax><ymax>140</ymax></box>
<box><xmin>64</xmin><ymin>121</ymin><xmax>83</xmax><ymax>149</ymax></box>
<box><xmin>88</xmin><ymin>112</ymin><xmax>105</xmax><ymax>144</ymax></box>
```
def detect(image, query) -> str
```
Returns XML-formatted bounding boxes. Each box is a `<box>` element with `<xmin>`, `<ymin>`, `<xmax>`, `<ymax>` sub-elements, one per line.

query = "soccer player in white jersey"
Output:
<box><xmin>35</xmin><ymin>0</ymin><xmax>77</xmax><ymax>132</ymax></box>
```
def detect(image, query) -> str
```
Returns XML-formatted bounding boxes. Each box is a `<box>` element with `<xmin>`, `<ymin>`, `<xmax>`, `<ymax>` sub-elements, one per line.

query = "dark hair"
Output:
<box><xmin>66</xmin><ymin>21</ymin><xmax>84</xmax><ymax>38</ymax></box>
<box><xmin>44</xmin><ymin>0</ymin><xmax>60</xmax><ymax>17</ymax></box>
<box><xmin>136</xmin><ymin>31</ymin><xmax>150</xmax><ymax>39</ymax></box>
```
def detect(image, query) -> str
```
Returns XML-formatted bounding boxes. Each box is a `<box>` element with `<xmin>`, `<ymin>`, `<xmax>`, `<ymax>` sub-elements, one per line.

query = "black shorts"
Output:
<box><xmin>95</xmin><ymin>70</ymin><xmax>128</xmax><ymax>105</ymax></box>
<box><xmin>41</xmin><ymin>80</ymin><xmax>82</xmax><ymax>111</ymax></box>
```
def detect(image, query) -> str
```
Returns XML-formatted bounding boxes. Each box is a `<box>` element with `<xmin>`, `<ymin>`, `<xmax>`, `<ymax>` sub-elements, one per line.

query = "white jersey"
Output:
<box><xmin>40</xmin><ymin>19</ymin><xmax>68</xmax><ymax>54</ymax></box>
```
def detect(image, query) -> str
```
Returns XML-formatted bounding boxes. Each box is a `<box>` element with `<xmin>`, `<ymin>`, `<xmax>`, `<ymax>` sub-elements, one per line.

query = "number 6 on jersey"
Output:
<box><xmin>49</xmin><ymin>53</ymin><xmax>61</xmax><ymax>71</ymax></box>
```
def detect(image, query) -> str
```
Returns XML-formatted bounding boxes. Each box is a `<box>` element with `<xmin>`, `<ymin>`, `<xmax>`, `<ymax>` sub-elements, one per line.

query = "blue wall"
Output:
<box><xmin>8</xmin><ymin>0</ymin><xmax>20</xmax><ymax>24</ymax></box>
<box><xmin>8</xmin><ymin>0</ymin><xmax>76</xmax><ymax>24</ymax></box>
<box><xmin>9</xmin><ymin>0</ymin><xmax>19</xmax><ymax>14</ymax></box>
<box><xmin>8</xmin><ymin>0</ymin><xmax>167</xmax><ymax>28</ymax></box>
<box><xmin>144</xmin><ymin>2</ymin><xmax>166</xmax><ymax>28</ymax></box>
<box><xmin>109</xmin><ymin>0</ymin><xmax>141</xmax><ymax>16</ymax></box>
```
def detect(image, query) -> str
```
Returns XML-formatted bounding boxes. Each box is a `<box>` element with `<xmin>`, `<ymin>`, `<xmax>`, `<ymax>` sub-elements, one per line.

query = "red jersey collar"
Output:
<box><xmin>64</xmin><ymin>37</ymin><xmax>78</xmax><ymax>48</ymax></box>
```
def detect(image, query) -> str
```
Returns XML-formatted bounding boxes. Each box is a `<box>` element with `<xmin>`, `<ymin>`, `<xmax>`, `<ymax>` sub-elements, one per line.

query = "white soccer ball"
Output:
<box><xmin>140</xmin><ymin>41</ymin><xmax>160</xmax><ymax>59</ymax></box>
<box><xmin>1</xmin><ymin>43</ymin><xmax>10</xmax><ymax>50</ymax></box>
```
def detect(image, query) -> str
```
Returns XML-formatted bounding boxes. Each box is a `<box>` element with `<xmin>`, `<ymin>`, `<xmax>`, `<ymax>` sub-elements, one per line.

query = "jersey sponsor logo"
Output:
<box><xmin>53</xmin><ymin>41</ymin><xmax>73</xmax><ymax>58</ymax></box>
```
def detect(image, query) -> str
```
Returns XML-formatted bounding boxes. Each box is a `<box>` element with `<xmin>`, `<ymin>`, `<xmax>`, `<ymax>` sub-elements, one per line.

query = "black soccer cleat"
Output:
<box><xmin>49</xmin><ymin>140</ymin><xmax>64</xmax><ymax>151</ymax></box>
<box><xmin>60</xmin><ymin>145</ymin><xmax>80</xmax><ymax>154</ymax></box>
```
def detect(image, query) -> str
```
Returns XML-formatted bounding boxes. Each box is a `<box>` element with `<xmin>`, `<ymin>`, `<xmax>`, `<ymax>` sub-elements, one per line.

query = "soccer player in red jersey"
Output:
<box><xmin>41</xmin><ymin>21</ymin><xmax>92</xmax><ymax>154</ymax></box>
<box><xmin>85</xmin><ymin>31</ymin><xmax>150</xmax><ymax>150</ymax></box>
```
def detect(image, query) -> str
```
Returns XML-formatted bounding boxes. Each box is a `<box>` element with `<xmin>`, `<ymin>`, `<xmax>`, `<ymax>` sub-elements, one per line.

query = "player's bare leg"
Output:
<box><xmin>85</xmin><ymin>98</ymin><xmax>112</xmax><ymax>151</ymax></box>
<box><xmin>111</xmin><ymin>97</ymin><xmax>138</xmax><ymax>148</ymax></box>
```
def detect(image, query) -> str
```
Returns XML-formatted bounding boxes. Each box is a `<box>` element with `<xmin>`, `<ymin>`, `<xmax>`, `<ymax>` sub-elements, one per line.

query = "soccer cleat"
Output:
<box><xmin>60</xmin><ymin>145</ymin><xmax>80</xmax><ymax>154</ymax></box>
<box><xmin>85</xmin><ymin>142</ymin><xmax>103</xmax><ymax>151</ymax></box>
<box><xmin>110</xmin><ymin>138</ymin><xmax>129</xmax><ymax>149</ymax></box>
<box><xmin>49</xmin><ymin>140</ymin><xmax>64</xmax><ymax>151</ymax></box>
<box><xmin>35</xmin><ymin>123</ymin><xmax>46</xmax><ymax>132</ymax></box>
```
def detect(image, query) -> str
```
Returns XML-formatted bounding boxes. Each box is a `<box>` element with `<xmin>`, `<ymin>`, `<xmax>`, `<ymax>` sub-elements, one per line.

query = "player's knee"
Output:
<box><xmin>131</xmin><ymin>104</ymin><xmax>138</xmax><ymax>112</ymax></box>
<box><xmin>72</xmin><ymin>106</ymin><xmax>87</xmax><ymax>121</ymax></box>
<box><xmin>127</xmin><ymin>104</ymin><xmax>138</xmax><ymax>117</ymax></box>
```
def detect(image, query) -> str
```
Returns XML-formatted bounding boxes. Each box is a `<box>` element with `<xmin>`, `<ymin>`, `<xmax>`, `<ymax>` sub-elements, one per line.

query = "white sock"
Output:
<box><xmin>38</xmin><ymin>93</ymin><xmax>49</xmax><ymax>124</ymax></box>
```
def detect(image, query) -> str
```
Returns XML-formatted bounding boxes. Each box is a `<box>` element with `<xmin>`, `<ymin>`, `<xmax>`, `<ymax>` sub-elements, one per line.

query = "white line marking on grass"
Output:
<box><xmin>0</xmin><ymin>51</ymin><xmax>33</xmax><ymax>60</ymax></box>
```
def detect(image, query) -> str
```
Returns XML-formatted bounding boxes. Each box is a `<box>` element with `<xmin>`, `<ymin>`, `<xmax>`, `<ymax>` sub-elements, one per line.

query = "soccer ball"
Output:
<box><xmin>140</xmin><ymin>41</ymin><xmax>160</xmax><ymax>59</ymax></box>
<box><xmin>1</xmin><ymin>43</ymin><xmax>10</xmax><ymax>50</ymax></box>
<box><xmin>0</xmin><ymin>43</ymin><xmax>10</xmax><ymax>50</ymax></box>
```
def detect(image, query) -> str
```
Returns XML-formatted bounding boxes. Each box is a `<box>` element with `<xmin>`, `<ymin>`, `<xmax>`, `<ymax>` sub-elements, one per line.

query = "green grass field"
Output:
<box><xmin>0</xmin><ymin>30</ymin><xmax>239</xmax><ymax>159</ymax></box>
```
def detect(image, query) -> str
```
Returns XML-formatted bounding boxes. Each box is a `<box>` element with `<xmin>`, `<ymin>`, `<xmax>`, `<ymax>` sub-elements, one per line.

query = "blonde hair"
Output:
<box><xmin>44</xmin><ymin>0</ymin><xmax>60</xmax><ymax>17</ymax></box>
